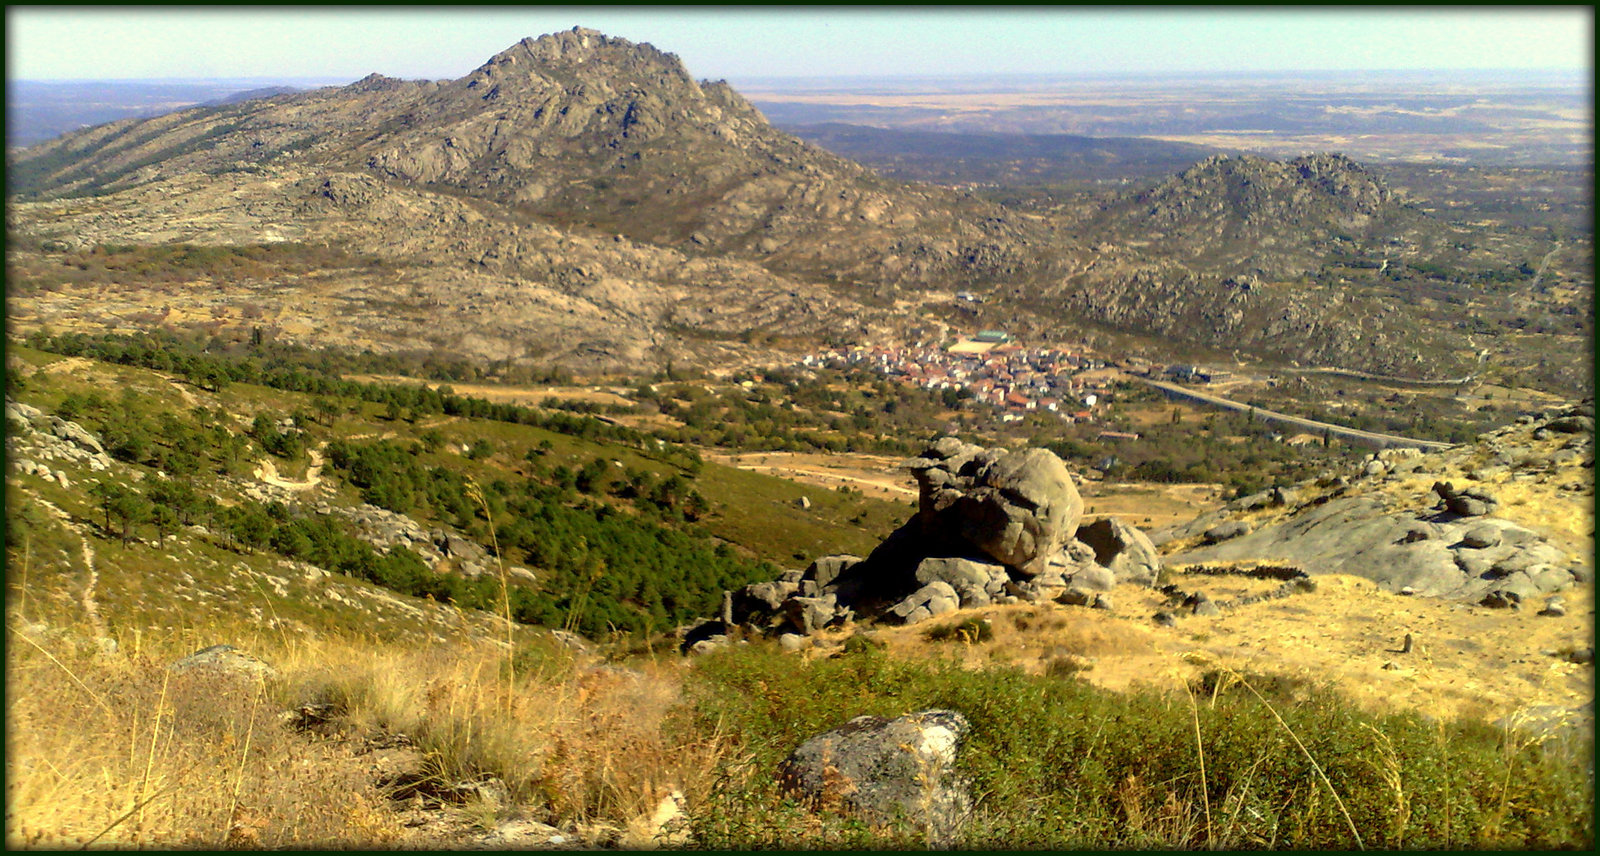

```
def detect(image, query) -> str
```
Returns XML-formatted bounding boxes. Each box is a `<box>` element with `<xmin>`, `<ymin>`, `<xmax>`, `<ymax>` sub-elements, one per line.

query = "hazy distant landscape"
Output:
<box><xmin>10</xmin><ymin>68</ymin><xmax>1590</xmax><ymax>165</ymax></box>
<box><xmin>6</xmin><ymin>16</ymin><xmax>1593</xmax><ymax>852</ymax></box>
<box><xmin>745</xmin><ymin>69</ymin><xmax>1592</xmax><ymax>166</ymax></box>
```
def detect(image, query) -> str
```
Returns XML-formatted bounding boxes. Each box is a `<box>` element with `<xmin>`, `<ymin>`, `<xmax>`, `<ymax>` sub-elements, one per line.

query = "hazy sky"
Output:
<box><xmin>7</xmin><ymin>7</ymin><xmax>1593</xmax><ymax>83</ymax></box>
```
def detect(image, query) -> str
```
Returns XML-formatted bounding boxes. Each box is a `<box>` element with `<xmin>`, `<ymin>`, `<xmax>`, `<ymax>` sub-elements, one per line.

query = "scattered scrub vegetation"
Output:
<box><xmin>676</xmin><ymin>645</ymin><xmax>1594</xmax><ymax>849</ymax></box>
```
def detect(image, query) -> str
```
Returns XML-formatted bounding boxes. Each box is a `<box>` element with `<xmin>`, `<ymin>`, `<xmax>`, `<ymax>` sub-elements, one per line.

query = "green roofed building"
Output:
<box><xmin>975</xmin><ymin>329</ymin><xmax>1010</xmax><ymax>343</ymax></box>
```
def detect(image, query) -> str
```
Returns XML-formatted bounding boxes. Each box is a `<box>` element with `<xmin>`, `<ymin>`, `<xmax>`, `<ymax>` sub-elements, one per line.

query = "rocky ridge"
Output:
<box><xmin>6</xmin><ymin>28</ymin><xmax>1505</xmax><ymax>379</ymax></box>
<box><xmin>689</xmin><ymin>399</ymin><xmax>1591</xmax><ymax>652</ymax></box>
<box><xmin>1157</xmin><ymin>400</ymin><xmax>1594</xmax><ymax>606</ymax></box>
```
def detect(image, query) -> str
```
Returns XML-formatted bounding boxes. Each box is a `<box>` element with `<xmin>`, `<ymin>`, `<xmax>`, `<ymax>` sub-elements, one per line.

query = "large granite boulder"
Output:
<box><xmin>699</xmin><ymin>441</ymin><xmax>1151</xmax><ymax>643</ymax></box>
<box><xmin>1075</xmin><ymin>518</ymin><xmax>1162</xmax><ymax>585</ymax></box>
<box><xmin>50</xmin><ymin>416</ymin><xmax>105</xmax><ymax>455</ymax></box>
<box><xmin>169</xmin><ymin>644</ymin><xmax>275</xmax><ymax>681</ymax></box>
<box><xmin>907</xmin><ymin>440</ymin><xmax>1082</xmax><ymax>576</ymax></box>
<box><xmin>912</xmin><ymin>556</ymin><xmax>1010</xmax><ymax>608</ymax></box>
<box><xmin>778</xmin><ymin>709</ymin><xmax>971</xmax><ymax>844</ymax></box>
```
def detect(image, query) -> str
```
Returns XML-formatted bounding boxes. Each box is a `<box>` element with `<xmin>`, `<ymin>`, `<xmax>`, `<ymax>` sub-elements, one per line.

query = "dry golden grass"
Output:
<box><xmin>839</xmin><ymin>572</ymin><xmax>1593</xmax><ymax>728</ymax></box>
<box><xmin>5</xmin><ymin>618</ymin><xmax>727</xmax><ymax>849</ymax></box>
<box><xmin>6</xmin><ymin>623</ymin><xmax>396</xmax><ymax>849</ymax></box>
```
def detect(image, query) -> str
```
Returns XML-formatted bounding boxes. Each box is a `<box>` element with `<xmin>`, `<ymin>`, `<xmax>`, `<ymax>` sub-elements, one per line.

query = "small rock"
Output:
<box><xmin>169</xmin><ymin>644</ymin><xmax>275</xmax><ymax>681</ymax></box>
<box><xmin>1546</xmin><ymin>415</ymin><xmax>1593</xmax><ymax>434</ymax></box>
<box><xmin>1480</xmin><ymin>590</ymin><xmax>1521</xmax><ymax>610</ymax></box>
<box><xmin>1460</xmin><ymin>525</ymin><xmax>1502</xmax><ymax>549</ymax></box>
<box><xmin>689</xmin><ymin>635</ymin><xmax>730</xmax><ymax>655</ymax></box>
<box><xmin>1540</xmin><ymin>598</ymin><xmax>1567</xmax><ymax>618</ymax></box>
<box><xmin>1055</xmin><ymin>587</ymin><xmax>1095</xmax><ymax>607</ymax></box>
<box><xmin>1202</xmin><ymin>520</ymin><xmax>1252</xmax><ymax>544</ymax></box>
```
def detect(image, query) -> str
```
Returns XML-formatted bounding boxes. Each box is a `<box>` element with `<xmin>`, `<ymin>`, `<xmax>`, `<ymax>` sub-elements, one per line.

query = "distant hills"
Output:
<box><xmin>774</xmin><ymin>122</ymin><xmax>1241</xmax><ymax>184</ymax></box>
<box><xmin>7</xmin><ymin>28</ymin><xmax>1585</xmax><ymax>390</ymax></box>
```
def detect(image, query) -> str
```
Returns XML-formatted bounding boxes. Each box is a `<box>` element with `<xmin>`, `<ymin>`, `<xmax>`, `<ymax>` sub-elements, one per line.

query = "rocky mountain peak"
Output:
<box><xmin>467</xmin><ymin>27</ymin><xmax>698</xmax><ymax>93</ymax></box>
<box><xmin>1160</xmin><ymin>152</ymin><xmax>1391</xmax><ymax>214</ymax></box>
<box><xmin>341</xmin><ymin>72</ymin><xmax>412</xmax><ymax>94</ymax></box>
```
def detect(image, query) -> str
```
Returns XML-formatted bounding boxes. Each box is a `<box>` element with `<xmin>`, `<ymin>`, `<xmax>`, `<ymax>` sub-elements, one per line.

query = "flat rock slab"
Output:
<box><xmin>1168</xmin><ymin>496</ymin><xmax>1576</xmax><ymax>602</ymax></box>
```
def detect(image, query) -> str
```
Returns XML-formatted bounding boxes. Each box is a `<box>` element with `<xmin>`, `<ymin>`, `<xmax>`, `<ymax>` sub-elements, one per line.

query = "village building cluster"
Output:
<box><xmin>798</xmin><ymin>335</ymin><xmax>1122</xmax><ymax>425</ymax></box>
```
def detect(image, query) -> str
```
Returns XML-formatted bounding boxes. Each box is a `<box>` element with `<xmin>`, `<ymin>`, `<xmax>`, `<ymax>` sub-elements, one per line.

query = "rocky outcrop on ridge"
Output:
<box><xmin>1158</xmin><ymin>401</ymin><xmax>1593</xmax><ymax>606</ymax></box>
<box><xmin>7</xmin><ymin>28</ymin><xmax>1516</xmax><ymax>382</ymax></box>
<box><xmin>685</xmin><ymin>440</ymin><xmax>1161</xmax><ymax>651</ymax></box>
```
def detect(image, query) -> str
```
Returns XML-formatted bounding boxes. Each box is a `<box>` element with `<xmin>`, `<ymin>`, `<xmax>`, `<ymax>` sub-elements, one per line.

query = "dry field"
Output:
<box><xmin>702</xmin><ymin>450</ymin><xmax>920</xmax><ymax>502</ymax></box>
<box><xmin>705</xmin><ymin>449</ymin><xmax>1227</xmax><ymax>526</ymax></box>
<box><xmin>843</xmin><ymin>573</ymin><xmax>1594</xmax><ymax>729</ymax></box>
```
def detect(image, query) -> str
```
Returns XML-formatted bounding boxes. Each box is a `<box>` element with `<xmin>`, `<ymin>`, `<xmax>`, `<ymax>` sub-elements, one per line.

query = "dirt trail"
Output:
<box><xmin>742</xmin><ymin>464</ymin><xmax>917</xmax><ymax>498</ymax></box>
<box><xmin>254</xmin><ymin>444</ymin><xmax>327</xmax><ymax>491</ymax></box>
<box><xmin>704</xmin><ymin>451</ymin><xmax>920</xmax><ymax>500</ymax></box>
<box><xmin>79</xmin><ymin>536</ymin><xmax>107</xmax><ymax>639</ymax></box>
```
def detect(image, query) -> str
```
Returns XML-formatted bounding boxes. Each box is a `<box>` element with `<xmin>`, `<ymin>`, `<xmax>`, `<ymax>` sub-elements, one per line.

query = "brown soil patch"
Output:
<box><xmin>703</xmin><ymin>450</ymin><xmax>920</xmax><ymax>501</ymax></box>
<box><xmin>1078</xmin><ymin>480</ymin><xmax>1227</xmax><ymax>530</ymax></box>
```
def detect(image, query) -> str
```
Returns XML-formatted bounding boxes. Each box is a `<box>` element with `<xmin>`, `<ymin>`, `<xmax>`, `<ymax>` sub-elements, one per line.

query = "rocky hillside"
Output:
<box><xmin>7</xmin><ymin>28</ymin><xmax>1579</xmax><ymax>383</ymax></box>
<box><xmin>689</xmin><ymin>404</ymin><xmax>1592</xmax><ymax>655</ymax></box>
<box><xmin>6</xmin><ymin>348</ymin><xmax>1592</xmax><ymax>849</ymax></box>
<box><xmin>8</xmin><ymin>28</ymin><xmax>1069</xmax><ymax>289</ymax></box>
<box><xmin>1074</xmin><ymin>153</ymin><xmax>1399</xmax><ymax>279</ymax></box>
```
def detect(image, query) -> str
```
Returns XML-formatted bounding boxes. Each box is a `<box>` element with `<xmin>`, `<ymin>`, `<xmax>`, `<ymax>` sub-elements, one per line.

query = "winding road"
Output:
<box><xmin>1132</xmin><ymin>376</ymin><xmax>1457</xmax><ymax>451</ymax></box>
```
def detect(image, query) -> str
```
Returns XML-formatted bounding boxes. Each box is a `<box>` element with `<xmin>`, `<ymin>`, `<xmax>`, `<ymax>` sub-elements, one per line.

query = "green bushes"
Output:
<box><xmin>924</xmin><ymin>616</ymin><xmax>993</xmax><ymax>644</ymax></box>
<box><xmin>675</xmin><ymin>646</ymin><xmax>1594</xmax><ymax>849</ymax></box>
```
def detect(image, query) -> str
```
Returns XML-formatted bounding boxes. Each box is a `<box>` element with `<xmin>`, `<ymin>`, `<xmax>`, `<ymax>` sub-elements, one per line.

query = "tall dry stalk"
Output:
<box><xmin>1358</xmin><ymin>721</ymin><xmax>1410</xmax><ymax>847</ymax></box>
<box><xmin>1183</xmin><ymin>680</ymin><xmax>1214</xmax><ymax>848</ymax></box>
<box><xmin>221</xmin><ymin>677</ymin><xmax>267</xmax><ymax>848</ymax></box>
<box><xmin>466</xmin><ymin>478</ymin><xmax>514</xmax><ymax>713</ymax></box>
<box><xmin>136</xmin><ymin>668</ymin><xmax>172</xmax><ymax>831</ymax></box>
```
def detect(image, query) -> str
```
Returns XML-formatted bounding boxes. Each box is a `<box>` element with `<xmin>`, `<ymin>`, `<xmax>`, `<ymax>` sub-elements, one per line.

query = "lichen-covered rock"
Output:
<box><xmin>886</xmin><ymin>581</ymin><xmax>960</xmax><ymax>625</ymax></box>
<box><xmin>908</xmin><ymin>441</ymin><xmax>1082</xmax><ymax>576</ymax></box>
<box><xmin>805</xmin><ymin>554</ymin><xmax>864</xmax><ymax>589</ymax></box>
<box><xmin>1203</xmin><ymin>520</ymin><xmax>1253</xmax><ymax>544</ymax></box>
<box><xmin>169</xmin><ymin>644</ymin><xmax>275</xmax><ymax>681</ymax></box>
<box><xmin>778</xmin><ymin>710</ymin><xmax>971</xmax><ymax>844</ymax></box>
<box><xmin>50</xmin><ymin>417</ymin><xmax>105</xmax><ymax>455</ymax></box>
<box><xmin>913</xmin><ymin>556</ymin><xmax>1009</xmax><ymax>608</ymax></box>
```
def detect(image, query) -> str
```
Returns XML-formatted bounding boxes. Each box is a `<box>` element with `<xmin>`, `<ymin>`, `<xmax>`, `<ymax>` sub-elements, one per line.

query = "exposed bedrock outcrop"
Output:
<box><xmin>685</xmin><ymin>440</ymin><xmax>1160</xmax><ymax>650</ymax></box>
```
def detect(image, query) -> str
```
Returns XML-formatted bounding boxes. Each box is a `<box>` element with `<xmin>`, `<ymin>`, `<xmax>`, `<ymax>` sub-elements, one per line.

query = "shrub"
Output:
<box><xmin>924</xmin><ymin>616</ymin><xmax>993</xmax><ymax>644</ymax></box>
<box><xmin>673</xmin><ymin>647</ymin><xmax>1594</xmax><ymax>850</ymax></box>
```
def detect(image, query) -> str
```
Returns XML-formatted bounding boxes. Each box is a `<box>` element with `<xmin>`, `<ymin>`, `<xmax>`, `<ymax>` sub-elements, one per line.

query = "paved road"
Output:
<box><xmin>1132</xmin><ymin>377</ymin><xmax>1457</xmax><ymax>451</ymax></box>
<box><xmin>1530</xmin><ymin>241</ymin><xmax>1562</xmax><ymax>291</ymax></box>
<box><xmin>1292</xmin><ymin>367</ymin><xmax>1474</xmax><ymax>386</ymax></box>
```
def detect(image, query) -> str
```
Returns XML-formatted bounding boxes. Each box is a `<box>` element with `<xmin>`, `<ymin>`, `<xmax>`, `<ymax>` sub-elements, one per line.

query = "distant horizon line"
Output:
<box><xmin>12</xmin><ymin>66</ymin><xmax>1587</xmax><ymax>87</ymax></box>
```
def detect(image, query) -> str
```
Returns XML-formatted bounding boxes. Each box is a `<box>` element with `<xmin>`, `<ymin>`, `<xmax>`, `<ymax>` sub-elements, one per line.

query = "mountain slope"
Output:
<box><xmin>7</xmin><ymin>28</ymin><xmax>1580</xmax><ymax>385</ymax></box>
